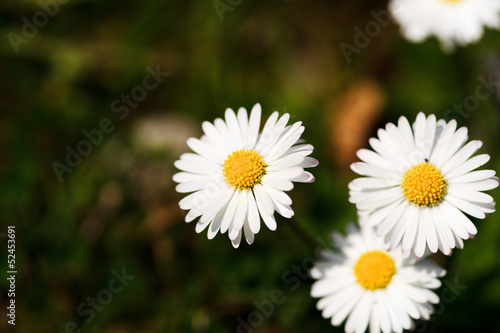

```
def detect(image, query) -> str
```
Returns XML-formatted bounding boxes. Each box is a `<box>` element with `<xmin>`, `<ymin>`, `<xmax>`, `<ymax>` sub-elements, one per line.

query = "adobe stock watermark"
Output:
<box><xmin>213</xmin><ymin>0</ymin><xmax>243</xmax><ymax>22</ymax></box>
<box><xmin>55</xmin><ymin>267</ymin><xmax>135</xmax><ymax>333</ymax></box>
<box><xmin>443</xmin><ymin>74</ymin><xmax>500</xmax><ymax>125</ymax></box>
<box><xmin>51</xmin><ymin>65</ymin><xmax>169</xmax><ymax>182</ymax></box>
<box><xmin>229</xmin><ymin>236</ymin><xmax>331</xmax><ymax>333</ymax></box>
<box><xmin>416</xmin><ymin>277</ymin><xmax>467</xmax><ymax>332</ymax></box>
<box><xmin>339</xmin><ymin>9</ymin><xmax>392</xmax><ymax>64</ymax></box>
<box><xmin>7</xmin><ymin>0</ymin><xmax>70</xmax><ymax>54</ymax></box>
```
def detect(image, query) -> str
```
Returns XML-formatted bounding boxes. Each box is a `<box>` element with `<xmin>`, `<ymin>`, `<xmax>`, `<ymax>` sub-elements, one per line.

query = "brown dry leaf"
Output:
<box><xmin>328</xmin><ymin>79</ymin><xmax>385</xmax><ymax>171</ymax></box>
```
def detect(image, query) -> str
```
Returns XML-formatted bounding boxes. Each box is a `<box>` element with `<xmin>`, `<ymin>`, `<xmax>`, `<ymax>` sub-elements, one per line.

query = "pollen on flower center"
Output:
<box><xmin>223</xmin><ymin>149</ymin><xmax>266</xmax><ymax>190</ymax></box>
<box><xmin>402</xmin><ymin>162</ymin><xmax>447</xmax><ymax>206</ymax></box>
<box><xmin>354</xmin><ymin>251</ymin><xmax>396</xmax><ymax>290</ymax></box>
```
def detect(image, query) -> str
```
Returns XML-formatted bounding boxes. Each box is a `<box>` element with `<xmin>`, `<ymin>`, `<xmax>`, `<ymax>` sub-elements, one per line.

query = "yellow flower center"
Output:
<box><xmin>223</xmin><ymin>149</ymin><xmax>266</xmax><ymax>190</ymax></box>
<box><xmin>442</xmin><ymin>0</ymin><xmax>460</xmax><ymax>2</ymax></box>
<box><xmin>402</xmin><ymin>162</ymin><xmax>447</xmax><ymax>206</ymax></box>
<box><xmin>354</xmin><ymin>251</ymin><xmax>396</xmax><ymax>290</ymax></box>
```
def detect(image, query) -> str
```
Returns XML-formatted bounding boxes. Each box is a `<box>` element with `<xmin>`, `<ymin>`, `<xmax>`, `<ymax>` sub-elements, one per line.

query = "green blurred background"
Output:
<box><xmin>1</xmin><ymin>0</ymin><xmax>500</xmax><ymax>332</ymax></box>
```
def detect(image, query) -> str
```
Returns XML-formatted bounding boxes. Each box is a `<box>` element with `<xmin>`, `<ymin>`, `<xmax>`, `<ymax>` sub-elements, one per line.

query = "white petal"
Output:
<box><xmin>299</xmin><ymin>157</ymin><xmax>319</xmax><ymax>168</ymax></box>
<box><xmin>247</xmin><ymin>191</ymin><xmax>261</xmax><ymax>234</ymax></box>
<box><xmin>207</xmin><ymin>207</ymin><xmax>226</xmax><ymax>239</ymax></box>
<box><xmin>351</xmin><ymin>177</ymin><xmax>400</xmax><ymax>189</ymax></box>
<box><xmin>174</xmin><ymin>158</ymin><xmax>220</xmax><ymax>175</ymax></box>
<box><xmin>173</xmin><ymin>172</ymin><xmax>208</xmax><ymax>183</ymax></box>
<box><xmin>261</xmin><ymin>212</ymin><xmax>277</xmax><ymax>231</ymax></box>
<box><xmin>255</xmin><ymin>111</ymin><xmax>279</xmax><ymax>152</ymax></box>
<box><xmin>253</xmin><ymin>184</ymin><xmax>274</xmax><ymax>216</ymax></box>
<box><xmin>434</xmin><ymin>127</ymin><xmax>468</xmax><ymax>169</ymax></box>
<box><xmin>199</xmin><ymin>187</ymin><xmax>233</xmax><ymax>223</ymax></box>
<box><xmin>432</xmin><ymin>204</ymin><xmax>456</xmax><ymax>250</ymax></box>
<box><xmin>421</xmin><ymin>114</ymin><xmax>436</xmax><ymax>158</ymax></box>
<box><xmin>444</xmin><ymin>200</ymin><xmax>478</xmax><ymax>235</ymax></box>
<box><xmin>231</xmin><ymin>230</ymin><xmax>242</xmax><ymax>248</ymax></box>
<box><xmin>261</xmin><ymin>176</ymin><xmax>294</xmax><ymax>191</ymax></box>
<box><xmin>440</xmin><ymin>201</ymin><xmax>470</xmax><ymax>239</ymax></box>
<box><xmin>449</xmin><ymin>188</ymin><xmax>493</xmax><ymax>204</ymax></box>
<box><xmin>287</xmin><ymin>143</ymin><xmax>314</xmax><ymax>155</ymax></box>
<box><xmin>289</xmin><ymin>171</ymin><xmax>315</xmax><ymax>183</ymax></box>
<box><xmin>385</xmin><ymin>202</ymin><xmax>410</xmax><ymax>248</ymax></box>
<box><xmin>311</xmin><ymin>276</ymin><xmax>355</xmax><ymax>297</ymax></box>
<box><xmin>262</xmin><ymin>185</ymin><xmax>292</xmax><ymax>206</ymax></box>
<box><xmin>362</xmin><ymin>199</ymin><xmax>406</xmax><ymax>229</ymax></box>
<box><xmin>237</xmin><ymin>106</ymin><xmax>249</xmax><ymax>143</ymax></box>
<box><xmin>248</xmin><ymin>103</ymin><xmax>262</xmax><ymax>148</ymax></box>
<box><xmin>451</xmin><ymin>178</ymin><xmax>499</xmax><ymax>191</ymax></box>
<box><xmin>444</xmin><ymin>154</ymin><xmax>490</xmax><ymax>179</ymax></box>
<box><xmin>387</xmin><ymin>121</ymin><xmax>412</xmax><ymax>157</ymax></box>
<box><xmin>422</xmin><ymin>208</ymin><xmax>439</xmax><ymax>253</ymax></box>
<box><xmin>266</xmin><ymin>153</ymin><xmax>306</xmax><ymax>171</ymax></box>
<box><xmin>264</xmin><ymin>127</ymin><xmax>304</xmax><ymax>163</ymax></box>
<box><xmin>351</xmin><ymin>162</ymin><xmax>400</xmax><ymax>179</ymax></box>
<box><xmin>414</xmin><ymin>212</ymin><xmax>427</xmax><ymax>258</ymax></box>
<box><xmin>195</xmin><ymin>218</ymin><xmax>211</xmax><ymax>233</ymax></box>
<box><xmin>370</xmin><ymin>136</ymin><xmax>404</xmax><ymax>166</ymax></box>
<box><xmin>381</xmin><ymin>292</ymin><xmax>403</xmax><ymax>333</ymax></box>
<box><xmin>214</xmin><ymin>118</ymin><xmax>231</xmax><ymax>143</ymax></box>
<box><xmin>321</xmin><ymin>285</ymin><xmax>357</xmax><ymax>318</ymax></box>
<box><xmin>355</xmin><ymin>187</ymin><xmax>404</xmax><ymax>211</ymax></box>
<box><xmin>440</xmin><ymin>140</ymin><xmax>482</xmax><ymax>175</ymax></box>
<box><xmin>374</xmin><ymin>292</ymin><xmax>391</xmax><ymax>333</ymax></box>
<box><xmin>445</xmin><ymin>195</ymin><xmax>486</xmax><ymax>219</ymax></box>
<box><xmin>357</xmin><ymin>149</ymin><xmax>399</xmax><ymax>171</ymax></box>
<box><xmin>243</xmin><ymin>218</ymin><xmax>255</xmax><ymax>245</ymax></box>
<box><xmin>402</xmin><ymin>205</ymin><xmax>419</xmax><ymax>254</ymax></box>
<box><xmin>175</xmin><ymin>176</ymin><xmax>219</xmax><ymax>193</ymax></box>
<box><xmin>345</xmin><ymin>292</ymin><xmax>371</xmax><ymax>333</ymax></box>
<box><xmin>397</xmin><ymin>115</ymin><xmax>416</xmax><ymax>152</ymax></box>
<box><xmin>257</xmin><ymin>113</ymin><xmax>290</xmax><ymax>156</ymax></box>
<box><xmin>331</xmin><ymin>287</ymin><xmax>363</xmax><ymax>326</ymax></box>
<box><xmin>229</xmin><ymin>190</ymin><xmax>248</xmax><ymax>239</ymax></box>
<box><xmin>202</xmin><ymin>121</ymin><xmax>229</xmax><ymax>152</ymax></box>
<box><xmin>225</xmin><ymin>108</ymin><xmax>243</xmax><ymax>147</ymax></box>
<box><xmin>385</xmin><ymin>288</ymin><xmax>412</xmax><ymax>330</ymax></box>
<box><xmin>449</xmin><ymin>169</ymin><xmax>496</xmax><ymax>184</ymax></box>
<box><xmin>386</xmin><ymin>285</ymin><xmax>420</xmax><ymax>319</ymax></box>
<box><xmin>429</xmin><ymin>119</ymin><xmax>457</xmax><ymax>163</ymax></box>
<box><xmin>187</xmin><ymin>137</ymin><xmax>223</xmax><ymax>163</ymax></box>
<box><xmin>269</xmin><ymin>166</ymin><xmax>307</xmax><ymax>181</ymax></box>
<box><xmin>377</xmin><ymin>199</ymin><xmax>407</xmax><ymax>236</ymax></box>
<box><xmin>220</xmin><ymin>189</ymin><xmax>238</xmax><ymax>233</ymax></box>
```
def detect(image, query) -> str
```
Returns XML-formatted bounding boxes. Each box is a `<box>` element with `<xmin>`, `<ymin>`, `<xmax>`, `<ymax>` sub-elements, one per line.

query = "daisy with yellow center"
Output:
<box><xmin>173</xmin><ymin>104</ymin><xmax>317</xmax><ymax>248</ymax></box>
<box><xmin>311</xmin><ymin>223</ymin><xmax>445</xmax><ymax>333</ymax></box>
<box><xmin>349</xmin><ymin>113</ymin><xmax>498</xmax><ymax>257</ymax></box>
<box><xmin>389</xmin><ymin>0</ymin><xmax>500</xmax><ymax>51</ymax></box>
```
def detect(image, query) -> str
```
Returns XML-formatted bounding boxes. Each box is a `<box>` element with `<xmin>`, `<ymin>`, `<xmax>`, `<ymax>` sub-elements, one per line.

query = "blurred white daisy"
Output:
<box><xmin>311</xmin><ymin>223</ymin><xmax>445</xmax><ymax>333</ymax></box>
<box><xmin>349</xmin><ymin>113</ymin><xmax>498</xmax><ymax>257</ymax></box>
<box><xmin>389</xmin><ymin>0</ymin><xmax>500</xmax><ymax>50</ymax></box>
<box><xmin>173</xmin><ymin>104</ymin><xmax>317</xmax><ymax>248</ymax></box>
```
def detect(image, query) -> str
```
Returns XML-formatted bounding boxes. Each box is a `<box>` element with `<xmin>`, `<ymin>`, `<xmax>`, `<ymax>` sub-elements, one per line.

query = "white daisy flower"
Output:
<box><xmin>389</xmin><ymin>0</ymin><xmax>500</xmax><ymax>50</ymax></box>
<box><xmin>311</xmin><ymin>223</ymin><xmax>446</xmax><ymax>333</ymax></box>
<box><xmin>173</xmin><ymin>103</ymin><xmax>317</xmax><ymax>248</ymax></box>
<box><xmin>349</xmin><ymin>112</ymin><xmax>498</xmax><ymax>257</ymax></box>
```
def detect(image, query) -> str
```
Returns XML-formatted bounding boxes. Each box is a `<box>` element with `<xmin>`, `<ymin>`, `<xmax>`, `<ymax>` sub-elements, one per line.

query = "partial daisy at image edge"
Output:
<box><xmin>173</xmin><ymin>103</ymin><xmax>318</xmax><ymax>248</ymax></box>
<box><xmin>389</xmin><ymin>0</ymin><xmax>500</xmax><ymax>51</ymax></box>
<box><xmin>349</xmin><ymin>112</ymin><xmax>499</xmax><ymax>258</ymax></box>
<box><xmin>310</xmin><ymin>223</ymin><xmax>446</xmax><ymax>333</ymax></box>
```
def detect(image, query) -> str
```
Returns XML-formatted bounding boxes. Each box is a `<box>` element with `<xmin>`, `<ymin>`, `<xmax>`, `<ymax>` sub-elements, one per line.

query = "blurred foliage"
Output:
<box><xmin>1</xmin><ymin>0</ymin><xmax>500</xmax><ymax>332</ymax></box>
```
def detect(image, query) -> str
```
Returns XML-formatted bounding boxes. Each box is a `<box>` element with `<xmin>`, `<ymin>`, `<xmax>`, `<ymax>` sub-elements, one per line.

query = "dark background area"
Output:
<box><xmin>1</xmin><ymin>0</ymin><xmax>500</xmax><ymax>332</ymax></box>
